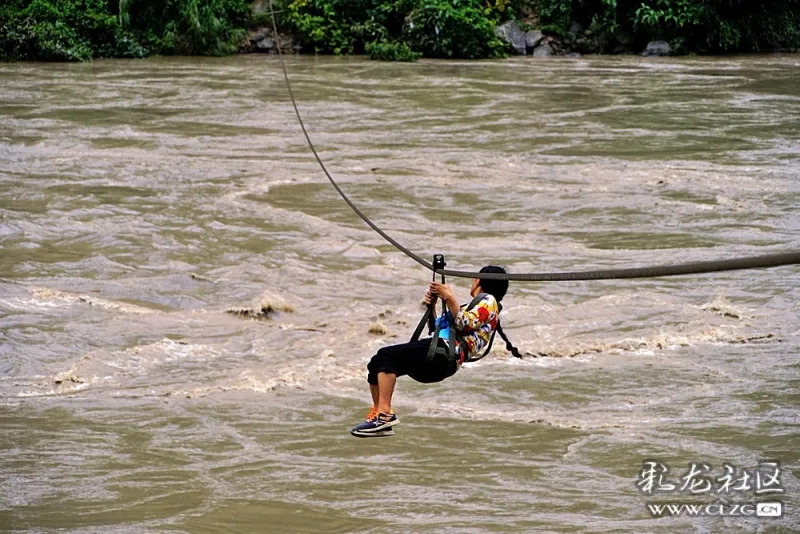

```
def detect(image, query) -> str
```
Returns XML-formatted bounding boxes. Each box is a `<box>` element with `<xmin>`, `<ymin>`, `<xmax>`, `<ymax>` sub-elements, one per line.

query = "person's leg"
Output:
<box><xmin>366</xmin><ymin>342</ymin><xmax>412</xmax><ymax>417</ymax></box>
<box><xmin>365</xmin><ymin>384</ymin><xmax>379</xmax><ymax>420</ymax></box>
<box><xmin>369</xmin><ymin>383</ymin><xmax>379</xmax><ymax>409</ymax></box>
<box><xmin>376</xmin><ymin>372</ymin><xmax>396</xmax><ymax>415</ymax></box>
<box><xmin>354</xmin><ymin>340</ymin><xmax>429</xmax><ymax>435</ymax></box>
<box><xmin>369</xmin><ymin>339</ymin><xmax>454</xmax><ymax>401</ymax></box>
<box><xmin>366</xmin><ymin>356</ymin><xmax>382</xmax><ymax>417</ymax></box>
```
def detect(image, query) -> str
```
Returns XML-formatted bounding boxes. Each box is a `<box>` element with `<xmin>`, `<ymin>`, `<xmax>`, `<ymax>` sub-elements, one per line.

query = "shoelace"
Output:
<box><xmin>366</xmin><ymin>408</ymin><xmax>396</xmax><ymax>422</ymax></box>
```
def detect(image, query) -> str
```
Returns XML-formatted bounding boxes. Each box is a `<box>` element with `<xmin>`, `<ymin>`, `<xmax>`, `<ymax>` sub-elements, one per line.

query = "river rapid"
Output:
<box><xmin>1</xmin><ymin>54</ymin><xmax>799</xmax><ymax>533</ymax></box>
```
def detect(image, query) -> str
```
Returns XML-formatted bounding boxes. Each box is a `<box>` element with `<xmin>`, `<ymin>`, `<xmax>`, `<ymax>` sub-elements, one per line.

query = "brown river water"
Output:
<box><xmin>1</xmin><ymin>55</ymin><xmax>799</xmax><ymax>532</ymax></box>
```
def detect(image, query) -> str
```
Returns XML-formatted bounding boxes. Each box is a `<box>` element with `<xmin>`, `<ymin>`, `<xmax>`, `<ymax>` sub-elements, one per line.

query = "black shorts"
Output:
<box><xmin>367</xmin><ymin>338</ymin><xmax>457</xmax><ymax>385</ymax></box>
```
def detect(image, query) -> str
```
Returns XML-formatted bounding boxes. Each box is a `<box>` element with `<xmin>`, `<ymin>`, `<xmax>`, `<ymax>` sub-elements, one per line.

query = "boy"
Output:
<box><xmin>351</xmin><ymin>266</ymin><xmax>513</xmax><ymax>437</ymax></box>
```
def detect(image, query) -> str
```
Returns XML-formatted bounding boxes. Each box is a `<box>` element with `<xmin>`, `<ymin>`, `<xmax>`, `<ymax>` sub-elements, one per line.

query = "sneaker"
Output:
<box><xmin>350</xmin><ymin>412</ymin><xmax>398</xmax><ymax>437</ymax></box>
<box><xmin>350</xmin><ymin>426</ymin><xmax>395</xmax><ymax>438</ymax></box>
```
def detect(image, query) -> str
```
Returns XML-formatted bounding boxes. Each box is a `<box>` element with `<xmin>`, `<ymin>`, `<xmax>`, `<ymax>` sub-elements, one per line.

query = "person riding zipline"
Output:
<box><xmin>351</xmin><ymin>265</ymin><xmax>521</xmax><ymax>437</ymax></box>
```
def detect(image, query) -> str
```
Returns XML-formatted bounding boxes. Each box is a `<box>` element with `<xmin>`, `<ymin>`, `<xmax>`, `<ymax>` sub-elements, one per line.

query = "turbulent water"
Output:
<box><xmin>1</xmin><ymin>54</ymin><xmax>799</xmax><ymax>532</ymax></box>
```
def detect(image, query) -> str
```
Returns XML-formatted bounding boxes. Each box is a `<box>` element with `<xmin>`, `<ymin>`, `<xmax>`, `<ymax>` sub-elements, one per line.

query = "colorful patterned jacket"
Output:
<box><xmin>435</xmin><ymin>293</ymin><xmax>500</xmax><ymax>364</ymax></box>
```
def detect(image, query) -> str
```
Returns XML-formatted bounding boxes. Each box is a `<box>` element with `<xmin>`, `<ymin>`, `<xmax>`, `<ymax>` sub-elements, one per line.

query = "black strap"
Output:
<box><xmin>426</xmin><ymin>309</ymin><xmax>446</xmax><ymax>362</ymax></box>
<box><xmin>420</xmin><ymin>296</ymin><xmax>487</xmax><ymax>366</ymax></box>
<box><xmin>425</xmin><ymin>307</ymin><xmax>458</xmax><ymax>364</ymax></box>
<box><xmin>414</xmin><ymin>255</ymin><xmax>445</xmax><ymax>349</ymax></box>
<box><xmin>465</xmin><ymin>293</ymin><xmax>489</xmax><ymax>311</ymax></box>
<box><xmin>463</xmin><ymin>330</ymin><xmax>497</xmax><ymax>363</ymax></box>
<box><xmin>460</xmin><ymin>300</ymin><xmax>524</xmax><ymax>362</ymax></box>
<box><xmin>410</xmin><ymin>307</ymin><xmax>430</xmax><ymax>342</ymax></box>
<box><xmin>496</xmin><ymin>323</ymin><xmax>523</xmax><ymax>359</ymax></box>
<box><xmin>414</xmin><ymin>293</ymin><xmax>492</xmax><ymax>364</ymax></box>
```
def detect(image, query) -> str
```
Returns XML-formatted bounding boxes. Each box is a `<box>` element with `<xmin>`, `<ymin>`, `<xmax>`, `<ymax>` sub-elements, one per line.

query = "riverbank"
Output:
<box><xmin>244</xmin><ymin>22</ymin><xmax>797</xmax><ymax>60</ymax></box>
<box><xmin>2</xmin><ymin>0</ymin><xmax>798</xmax><ymax>62</ymax></box>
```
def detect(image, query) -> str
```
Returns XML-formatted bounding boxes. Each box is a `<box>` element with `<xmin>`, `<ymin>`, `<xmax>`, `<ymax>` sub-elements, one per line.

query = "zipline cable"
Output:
<box><xmin>267</xmin><ymin>3</ymin><xmax>800</xmax><ymax>282</ymax></box>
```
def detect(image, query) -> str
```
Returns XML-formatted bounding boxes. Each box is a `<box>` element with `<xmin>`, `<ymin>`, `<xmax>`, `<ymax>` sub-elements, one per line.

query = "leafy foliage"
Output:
<box><xmin>119</xmin><ymin>0</ymin><xmax>251</xmax><ymax>55</ymax></box>
<box><xmin>405</xmin><ymin>0</ymin><xmax>508</xmax><ymax>58</ymax></box>
<box><xmin>1</xmin><ymin>0</ymin><xmax>798</xmax><ymax>61</ymax></box>
<box><xmin>533</xmin><ymin>0</ymin><xmax>799</xmax><ymax>52</ymax></box>
<box><xmin>284</xmin><ymin>0</ymin><xmax>512</xmax><ymax>59</ymax></box>
<box><xmin>0</xmin><ymin>0</ymin><xmax>145</xmax><ymax>61</ymax></box>
<box><xmin>532</xmin><ymin>0</ymin><xmax>572</xmax><ymax>34</ymax></box>
<box><xmin>365</xmin><ymin>40</ymin><xmax>422</xmax><ymax>61</ymax></box>
<box><xmin>284</xmin><ymin>0</ymin><xmax>410</xmax><ymax>54</ymax></box>
<box><xmin>1</xmin><ymin>0</ymin><xmax>251</xmax><ymax>61</ymax></box>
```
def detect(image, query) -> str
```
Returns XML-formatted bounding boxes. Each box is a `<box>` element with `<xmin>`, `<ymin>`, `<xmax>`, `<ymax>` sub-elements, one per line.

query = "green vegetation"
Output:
<box><xmin>365</xmin><ymin>40</ymin><xmax>422</xmax><ymax>61</ymax></box>
<box><xmin>0</xmin><ymin>0</ymin><xmax>798</xmax><ymax>61</ymax></box>
<box><xmin>284</xmin><ymin>0</ymin><xmax>799</xmax><ymax>58</ymax></box>
<box><xmin>119</xmin><ymin>0</ymin><xmax>250</xmax><ymax>55</ymax></box>
<box><xmin>1</xmin><ymin>0</ymin><xmax>141</xmax><ymax>61</ymax></box>
<box><xmin>1</xmin><ymin>0</ymin><xmax>251</xmax><ymax>61</ymax></box>
<box><xmin>283</xmin><ymin>0</ymin><xmax>515</xmax><ymax>58</ymax></box>
<box><xmin>403</xmin><ymin>0</ymin><xmax>510</xmax><ymax>58</ymax></box>
<box><xmin>534</xmin><ymin>0</ymin><xmax>800</xmax><ymax>53</ymax></box>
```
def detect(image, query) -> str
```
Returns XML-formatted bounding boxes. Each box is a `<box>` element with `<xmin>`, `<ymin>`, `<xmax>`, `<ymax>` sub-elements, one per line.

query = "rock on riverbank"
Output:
<box><xmin>489</xmin><ymin>20</ymin><xmax>682</xmax><ymax>58</ymax></box>
<box><xmin>245</xmin><ymin>28</ymin><xmax>296</xmax><ymax>54</ymax></box>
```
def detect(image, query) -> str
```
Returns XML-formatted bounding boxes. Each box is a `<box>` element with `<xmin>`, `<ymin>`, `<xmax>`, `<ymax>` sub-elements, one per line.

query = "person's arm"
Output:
<box><xmin>429</xmin><ymin>282</ymin><xmax>461</xmax><ymax>318</ymax></box>
<box><xmin>423</xmin><ymin>288</ymin><xmax>437</xmax><ymax>317</ymax></box>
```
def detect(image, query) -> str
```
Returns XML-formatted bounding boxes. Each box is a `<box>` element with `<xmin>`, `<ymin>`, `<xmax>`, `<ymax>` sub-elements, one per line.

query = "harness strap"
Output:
<box><xmin>424</xmin><ymin>293</ymin><xmax>491</xmax><ymax>367</ymax></box>
<box><xmin>465</xmin><ymin>330</ymin><xmax>497</xmax><ymax>363</ymax></box>
<box><xmin>426</xmin><ymin>309</ymin><xmax>446</xmax><ymax>362</ymax></box>
<box><xmin>496</xmin><ymin>323</ymin><xmax>523</xmax><ymax>359</ymax></box>
<box><xmin>412</xmin><ymin>292</ymin><xmax>523</xmax><ymax>364</ymax></box>
<box><xmin>465</xmin><ymin>293</ymin><xmax>489</xmax><ymax>313</ymax></box>
<box><xmin>410</xmin><ymin>307</ymin><xmax>430</xmax><ymax>342</ymax></box>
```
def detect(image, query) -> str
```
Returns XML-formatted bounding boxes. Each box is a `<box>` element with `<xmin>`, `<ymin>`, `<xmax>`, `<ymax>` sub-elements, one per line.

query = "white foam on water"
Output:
<box><xmin>23</xmin><ymin>286</ymin><xmax>157</xmax><ymax>314</ymax></box>
<box><xmin>226</xmin><ymin>289</ymin><xmax>295</xmax><ymax>318</ymax></box>
<box><xmin>17</xmin><ymin>382</ymin><xmax>90</xmax><ymax>397</ymax></box>
<box><xmin>18</xmin><ymin>339</ymin><xmax>225</xmax><ymax>398</ymax></box>
<box><xmin>102</xmin><ymin>338</ymin><xmax>222</xmax><ymax>373</ymax></box>
<box><xmin>172</xmin><ymin>348</ymin><xmax>367</xmax><ymax>399</ymax></box>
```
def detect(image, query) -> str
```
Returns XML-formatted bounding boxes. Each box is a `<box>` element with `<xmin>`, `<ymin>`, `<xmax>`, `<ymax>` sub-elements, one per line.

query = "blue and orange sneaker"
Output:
<box><xmin>350</xmin><ymin>411</ymin><xmax>398</xmax><ymax>438</ymax></box>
